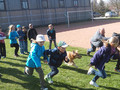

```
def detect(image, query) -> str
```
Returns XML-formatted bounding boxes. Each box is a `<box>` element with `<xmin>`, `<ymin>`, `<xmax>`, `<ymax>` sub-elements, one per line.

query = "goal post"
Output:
<box><xmin>67</xmin><ymin>10</ymin><xmax>93</xmax><ymax>27</ymax></box>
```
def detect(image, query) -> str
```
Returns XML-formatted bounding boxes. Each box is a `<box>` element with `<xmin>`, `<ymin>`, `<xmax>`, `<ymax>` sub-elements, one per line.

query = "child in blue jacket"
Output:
<box><xmin>8</xmin><ymin>25</ymin><xmax>19</xmax><ymax>57</ymax></box>
<box><xmin>44</xmin><ymin>41</ymin><xmax>69</xmax><ymax>84</ymax></box>
<box><xmin>17</xmin><ymin>24</ymin><xmax>25</xmax><ymax>54</ymax></box>
<box><xmin>87</xmin><ymin>36</ymin><xmax>119</xmax><ymax>87</ymax></box>
<box><xmin>24</xmin><ymin>34</ymin><xmax>48</xmax><ymax>90</ymax></box>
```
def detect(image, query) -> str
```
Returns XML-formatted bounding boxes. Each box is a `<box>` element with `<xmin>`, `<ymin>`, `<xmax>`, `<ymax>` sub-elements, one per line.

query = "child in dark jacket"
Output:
<box><xmin>27</xmin><ymin>23</ymin><xmax>37</xmax><ymax>43</ymax></box>
<box><xmin>17</xmin><ymin>24</ymin><xmax>25</xmax><ymax>54</ymax></box>
<box><xmin>44</xmin><ymin>41</ymin><xmax>69</xmax><ymax>84</ymax></box>
<box><xmin>87</xmin><ymin>36</ymin><xmax>119</xmax><ymax>87</ymax></box>
<box><xmin>0</xmin><ymin>26</ymin><xmax>6</xmax><ymax>59</ymax></box>
<box><xmin>22</xmin><ymin>26</ymin><xmax>28</xmax><ymax>53</ymax></box>
<box><xmin>47</xmin><ymin>24</ymin><xmax>57</xmax><ymax>49</ymax></box>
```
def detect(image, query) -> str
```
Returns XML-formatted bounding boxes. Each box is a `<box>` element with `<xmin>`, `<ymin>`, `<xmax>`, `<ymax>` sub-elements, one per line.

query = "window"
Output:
<box><xmin>0</xmin><ymin>0</ymin><xmax>5</xmax><ymax>10</ymax></box>
<box><xmin>42</xmin><ymin>0</ymin><xmax>48</xmax><ymax>8</ymax></box>
<box><xmin>73</xmin><ymin>0</ymin><xmax>78</xmax><ymax>7</ymax></box>
<box><xmin>21</xmin><ymin>0</ymin><xmax>28</xmax><ymax>9</ymax></box>
<box><xmin>59</xmin><ymin>0</ymin><xmax>64</xmax><ymax>8</ymax></box>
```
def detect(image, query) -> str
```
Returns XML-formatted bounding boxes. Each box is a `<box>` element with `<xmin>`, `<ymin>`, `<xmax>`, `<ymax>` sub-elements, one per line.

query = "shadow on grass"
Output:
<box><xmin>0</xmin><ymin>61</ymin><xmax>25</xmax><ymax>67</ymax></box>
<box><xmin>106</xmin><ymin>70</ymin><xmax>120</xmax><ymax>75</ymax></box>
<box><xmin>0</xmin><ymin>67</ymin><xmax>53</xmax><ymax>90</ymax></box>
<box><xmin>6</xmin><ymin>57</ymin><xmax>26</xmax><ymax>63</ymax></box>
<box><xmin>60</xmin><ymin>66</ymin><xmax>88</xmax><ymax>74</ymax></box>
<box><xmin>100</xmin><ymin>85</ymin><xmax>120</xmax><ymax>90</ymax></box>
<box><xmin>80</xmin><ymin>54</ymin><xmax>93</xmax><ymax>57</ymax></box>
<box><xmin>52</xmin><ymin>81</ymin><xmax>95</xmax><ymax>90</ymax></box>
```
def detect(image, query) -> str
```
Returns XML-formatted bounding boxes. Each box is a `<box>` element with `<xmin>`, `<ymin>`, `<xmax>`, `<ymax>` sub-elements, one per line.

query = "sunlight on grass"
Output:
<box><xmin>0</xmin><ymin>39</ymin><xmax>120</xmax><ymax>90</ymax></box>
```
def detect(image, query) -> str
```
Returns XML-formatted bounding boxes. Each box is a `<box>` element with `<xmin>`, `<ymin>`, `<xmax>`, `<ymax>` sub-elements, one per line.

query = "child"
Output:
<box><xmin>0</xmin><ymin>26</ymin><xmax>6</xmax><ymax>59</ymax></box>
<box><xmin>8</xmin><ymin>25</ymin><xmax>19</xmax><ymax>57</ymax></box>
<box><xmin>87</xmin><ymin>36</ymin><xmax>119</xmax><ymax>87</ymax></box>
<box><xmin>17</xmin><ymin>24</ymin><xmax>25</xmax><ymax>54</ymax></box>
<box><xmin>27</xmin><ymin>23</ymin><xmax>37</xmax><ymax>43</ymax></box>
<box><xmin>24</xmin><ymin>34</ymin><xmax>48</xmax><ymax>90</ymax></box>
<box><xmin>44</xmin><ymin>41</ymin><xmax>69</xmax><ymax>84</ymax></box>
<box><xmin>22</xmin><ymin>26</ymin><xmax>28</xmax><ymax>53</ymax></box>
<box><xmin>47</xmin><ymin>24</ymin><xmax>57</xmax><ymax>49</ymax></box>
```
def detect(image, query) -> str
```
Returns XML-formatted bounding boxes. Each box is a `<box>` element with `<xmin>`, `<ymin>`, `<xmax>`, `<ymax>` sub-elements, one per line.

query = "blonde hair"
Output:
<box><xmin>8</xmin><ymin>24</ymin><xmax>14</xmax><ymax>35</ymax></box>
<box><xmin>48</xmin><ymin>24</ymin><xmax>53</xmax><ymax>27</ymax></box>
<box><xmin>103</xmin><ymin>36</ymin><xmax>119</xmax><ymax>47</ymax></box>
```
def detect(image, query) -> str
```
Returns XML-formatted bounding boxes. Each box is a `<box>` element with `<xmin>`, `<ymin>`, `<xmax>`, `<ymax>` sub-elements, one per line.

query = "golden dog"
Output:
<box><xmin>65</xmin><ymin>50</ymin><xmax>82</xmax><ymax>68</ymax></box>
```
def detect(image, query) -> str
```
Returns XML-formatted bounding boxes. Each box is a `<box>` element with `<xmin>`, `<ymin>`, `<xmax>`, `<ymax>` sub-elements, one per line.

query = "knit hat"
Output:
<box><xmin>16</xmin><ymin>24</ymin><xmax>21</xmax><ymax>28</ymax></box>
<box><xmin>36</xmin><ymin>34</ymin><xmax>45</xmax><ymax>42</ymax></box>
<box><xmin>58</xmin><ymin>41</ymin><xmax>68</xmax><ymax>48</ymax></box>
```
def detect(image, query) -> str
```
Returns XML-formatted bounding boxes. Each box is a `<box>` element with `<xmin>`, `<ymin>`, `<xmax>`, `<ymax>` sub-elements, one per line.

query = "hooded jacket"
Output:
<box><xmin>26</xmin><ymin>43</ymin><xmax>47</xmax><ymax>68</ymax></box>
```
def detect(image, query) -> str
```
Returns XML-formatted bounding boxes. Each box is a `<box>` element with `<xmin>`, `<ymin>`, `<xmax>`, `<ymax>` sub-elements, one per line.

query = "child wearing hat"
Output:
<box><xmin>47</xmin><ymin>24</ymin><xmax>57</xmax><ymax>49</ymax></box>
<box><xmin>44</xmin><ymin>41</ymin><xmax>69</xmax><ymax>84</ymax></box>
<box><xmin>87</xmin><ymin>36</ymin><xmax>119</xmax><ymax>87</ymax></box>
<box><xmin>24</xmin><ymin>34</ymin><xmax>48</xmax><ymax>90</ymax></box>
<box><xmin>0</xmin><ymin>26</ymin><xmax>6</xmax><ymax>59</ymax></box>
<box><xmin>16</xmin><ymin>24</ymin><xmax>25</xmax><ymax>54</ymax></box>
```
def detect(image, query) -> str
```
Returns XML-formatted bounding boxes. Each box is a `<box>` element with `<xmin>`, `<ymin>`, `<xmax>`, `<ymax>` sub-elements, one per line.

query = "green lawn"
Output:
<box><xmin>0</xmin><ymin>39</ymin><xmax>120</xmax><ymax>90</ymax></box>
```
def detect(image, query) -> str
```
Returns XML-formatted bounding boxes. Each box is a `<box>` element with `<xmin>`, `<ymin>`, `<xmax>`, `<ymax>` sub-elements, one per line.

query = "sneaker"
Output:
<box><xmin>48</xmin><ymin>77</ymin><xmax>53</xmax><ymax>84</ymax></box>
<box><xmin>115</xmin><ymin>68</ymin><xmax>120</xmax><ymax>72</ymax></box>
<box><xmin>14</xmin><ymin>54</ymin><xmax>19</xmax><ymax>57</ymax></box>
<box><xmin>20</xmin><ymin>53</ymin><xmax>25</xmax><ymax>55</ymax></box>
<box><xmin>44</xmin><ymin>75</ymin><xmax>48</xmax><ymax>80</ymax></box>
<box><xmin>2</xmin><ymin>56</ymin><xmax>6</xmax><ymax>58</ymax></box>
<box><xmin>87</xmin><ymin>67</ymin><xmax>94</xmax><ymax>75</ymax></box>
<box><xmin>41</xmin><ymin>87</ymin><xmax>48</xmax><ymax>90</ymax></box>
<box><xmin>24</xmin><ymin>67</ymin><xmax>29</xmax><ymax>75</ymax></box>
<box><xmin>89</xmin><ymin>80</ymin><xmax>99</xmax><ymax>87</ymax></box>
<box><xmin>44</xmin><ymin>75</ymin><xmax>53</xmax><ymax>84</ymax></box>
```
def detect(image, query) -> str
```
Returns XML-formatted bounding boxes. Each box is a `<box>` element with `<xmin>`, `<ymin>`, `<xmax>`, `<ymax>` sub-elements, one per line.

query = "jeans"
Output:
<box><xmin>87</xmin><ymin>42</ymin><xmax>96</xmax><ymax>54</ymax></box>
<box><xmin>19</xmin><ymin>41</ymin><xmax>25</xmax><ymax>54</ymax></box>
<box><xmin>49</xmin><ymin>39</ymin><xmax>57</xmax><ymax>49</ymax></box>
<box><xmin>47</xmin><ymin>65</ymin><xmax>59</xmax><ymax>78</ymax></box>
<box><xmin>0</xmin><ymin>43</ymin><xmax>6</xmax><ymax>57</ymax></box>
<box><xmin>24</xmin><ymin>41</ymin><xmax>28</xmax><ymax>52</ymax></box>
<box><xmin>10</xmin><ymin>43</ymin><xmax>19</xmax><ymax>55</ymax></box>
<box><xmin>92</xmin><ymin>69</ymin><xmax>106</xmax><ymax>82</ymax></box>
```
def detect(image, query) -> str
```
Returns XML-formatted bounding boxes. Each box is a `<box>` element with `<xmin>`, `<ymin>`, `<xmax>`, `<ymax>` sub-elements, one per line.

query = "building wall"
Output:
<box><xmin>0</xmin><ymin>0</ymin><xmax>91</xmax><ymax>29</ymax></box>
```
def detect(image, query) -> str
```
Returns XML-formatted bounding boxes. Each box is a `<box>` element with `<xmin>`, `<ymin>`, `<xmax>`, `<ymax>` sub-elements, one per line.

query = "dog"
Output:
<box><xmin>65</xmin><ymin>50</ymin><xmax>82</xmax><ymax>68</ymax></box>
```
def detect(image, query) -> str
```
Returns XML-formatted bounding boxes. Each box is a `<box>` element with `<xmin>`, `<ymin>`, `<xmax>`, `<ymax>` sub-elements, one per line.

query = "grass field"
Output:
<box><xmin>0</xmin><ymin>39</ymin><xmax>120</xmax><ymax>90</ymax></box>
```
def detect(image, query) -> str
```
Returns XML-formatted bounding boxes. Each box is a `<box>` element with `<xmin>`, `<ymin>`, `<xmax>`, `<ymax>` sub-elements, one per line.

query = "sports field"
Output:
<box><xmin>0</xmin><ymin>20</ymin><xmax>120</xmax><ymax>90</ymax></box>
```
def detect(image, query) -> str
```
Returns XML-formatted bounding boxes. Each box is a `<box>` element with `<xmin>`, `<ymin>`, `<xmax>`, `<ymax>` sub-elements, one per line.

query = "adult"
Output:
<box><xmin>27</xmin><ymin>23</ymin><xmax>38</xmax><ymax>43</ymax></box>
<box><xmin>87</xmin><ymin>28</ymin><xmax>108</xmax><ymax>56</ymax></box>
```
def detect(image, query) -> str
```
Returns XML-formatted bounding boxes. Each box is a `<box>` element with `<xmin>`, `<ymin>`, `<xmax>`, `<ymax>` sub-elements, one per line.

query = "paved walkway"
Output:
<box><xmin>37</xmin><ymin>19</ymin><xmax>120</xmax><ymax>49</ymax></box>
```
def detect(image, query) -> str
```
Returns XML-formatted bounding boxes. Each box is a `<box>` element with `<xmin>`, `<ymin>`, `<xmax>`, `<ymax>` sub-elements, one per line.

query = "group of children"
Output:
<box><xmin>7</xmin><ymin>24</ymin><xmax>29</xmax><ymax>57</ymax></box>
<box><xmin>23</xmin><ymin>24</ymin><xmax>68</xmax><ymax>90</ymax></box>
<box><xmin>1</xmin><ymin>23</ymin><xmax>120</xmax><ymax>89</ymax></box>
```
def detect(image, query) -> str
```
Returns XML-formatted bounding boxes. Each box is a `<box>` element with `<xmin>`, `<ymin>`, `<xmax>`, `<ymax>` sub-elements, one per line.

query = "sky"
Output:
<box><xmin>97</xmin><ymin>0</ymin><xmax>109</xmax><ymax>3</ymax></box>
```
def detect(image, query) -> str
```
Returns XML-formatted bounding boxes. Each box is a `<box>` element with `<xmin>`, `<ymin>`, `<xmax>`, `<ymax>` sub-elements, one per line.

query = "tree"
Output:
<box><xmin>109</xmin><ymin>0</ymin><xmax>120</xmax><ymax>15</ymax></box>
<box><xmin>98</xmin><ymin>0</ymin><xmax>106</xmax><ymax>16</ymax></box>
<box><xmin>92</xmin><ymin>0</ymin><xmax>99</xmax><ymax>12</ymax></box>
